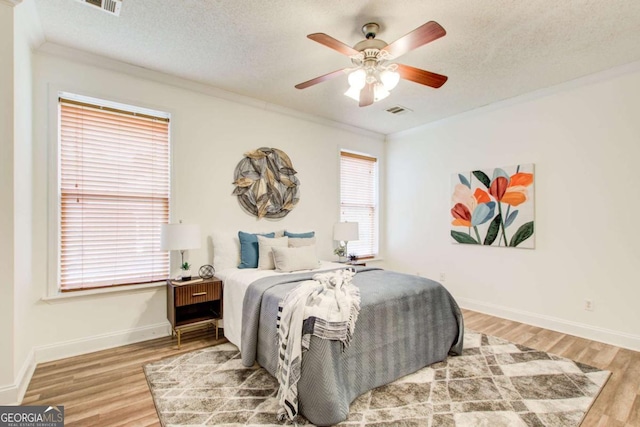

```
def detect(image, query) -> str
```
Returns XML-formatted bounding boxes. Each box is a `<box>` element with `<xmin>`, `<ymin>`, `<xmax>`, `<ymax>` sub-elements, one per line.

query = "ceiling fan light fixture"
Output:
<box><xmin>344</xmin><ymin>85</ymin><xmax>362</xmax><ymax>102</ymax></box>
<box><xmin>380</xmin><ymin>69</ymin><xmax>400</xmax><ymax>90</ymax></box>
<box><xmin>373</xmin><ymin>83</ymin><xmax>390</xmax><ymax>102</ymax></box>
<box><xmin>348</xmin><ymin>68</ymin><xmax>367</xmax><ymax>89</ymax></box>
<box><xmin>296</xmin><ymin>21</ymin><xmax>448</xmax><ymax>107</ymax></box>
<box><xmin>345</xmin><ymin>68</ymin><xmax>395</xmax><ymax>104</ymax></box>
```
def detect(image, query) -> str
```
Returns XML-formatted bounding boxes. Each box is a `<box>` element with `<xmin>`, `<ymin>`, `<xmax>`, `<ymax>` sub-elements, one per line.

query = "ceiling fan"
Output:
<box><xmin>295</xmin><ymin>21</ymin><xmax>448</xmax><ymax>107</ymax></box>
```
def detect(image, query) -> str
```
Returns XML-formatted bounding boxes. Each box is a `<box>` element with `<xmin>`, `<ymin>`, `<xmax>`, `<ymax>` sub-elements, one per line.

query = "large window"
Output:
<box><xmin>340</xmin><ymin>151</ymin><xmax>378</xmax><ymax>258</ymax></box>
<box><xmin>58</xmin><ymin>95</ymin><xmax>170</xmax><ymax>291</ymax></box>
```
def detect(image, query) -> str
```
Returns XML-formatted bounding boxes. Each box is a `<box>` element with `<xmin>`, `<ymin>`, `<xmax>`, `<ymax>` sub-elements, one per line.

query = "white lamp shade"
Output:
<box><xmin>344</xmin><ymin>85</ymin><xmax>361</xmax><ymax>102</ymax></box>
<box><xmin>348</xmin><ymin>68</ymin><xmax>367</xmax><ymax>89</ymax></box>
<box><xmin>380</xmin><ymin>69</ymin><xmax>400</xmax><ymax>90</ymax></box>
<box><xmin>333</xmin><ymin>221</ymin><xmax>359</xmax><ymax>242</ymax></box>
<box><xmin>160</xmin><ymin>223</ymin><xmax>201</xmax><ymax>251</ymax></box>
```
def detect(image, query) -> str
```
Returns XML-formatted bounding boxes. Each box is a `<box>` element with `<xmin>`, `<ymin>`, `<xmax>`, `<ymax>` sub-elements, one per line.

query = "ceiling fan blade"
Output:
<box><xmin>396</xmin><ymin>64</ymin><xmax>448</xmax><ymax>88</ymax></box>
<box><xmin>295</xmin><ymin>69</ymin><xmax>347</xmax><ymax>89</ymax></box>
<box><xmin>359</xmin><ymin>84</ymin><xmax>374</xmax><ymax>107</ymax></box>
<box><xmin>382</xmin><ymin>21</ymin><xmax>446</xmax><ymax>58</ymax></box>
<box><xmin>307</xmin><ymin>33</ymin><xmax>360</xmax><ymax>56</ymax></box>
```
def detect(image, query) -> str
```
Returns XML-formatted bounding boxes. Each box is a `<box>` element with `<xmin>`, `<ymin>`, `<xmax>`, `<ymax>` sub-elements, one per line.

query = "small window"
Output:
<box><xmin>58</xmin><ymin>94</ymin><xmax>170</xmax><ymax>291</ymax></box>
<box><xmin>339</xmin><ymin>151</ymin><xmax>378</xmax><ymax>258</ymax></box>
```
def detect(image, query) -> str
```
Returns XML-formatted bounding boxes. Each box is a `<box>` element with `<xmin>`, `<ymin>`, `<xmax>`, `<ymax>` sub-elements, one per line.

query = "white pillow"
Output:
<box><xmin>211</xmin><ymin>231</ymin><xmax>240</xmax><ymax>271</ymax></box>
<box><xmin>257</xmin><ymin>236</ymin><xmax>289</xmax><ymax>270</ymax></box>
<box><xmin>288</xmin><ymin>236</ymin><xmax>316</xmax><ymax>248</ymax></box>
<box><xmin>272</xmin><ymin>245</ymin><xmax>320</xmax><ymax>272</ymax></box>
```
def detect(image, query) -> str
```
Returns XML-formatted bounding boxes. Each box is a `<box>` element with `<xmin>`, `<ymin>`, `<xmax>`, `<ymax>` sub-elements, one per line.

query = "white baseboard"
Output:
<box><xmin>34</xmin><ymin>322</ymin><xmax>171</xmax><ymax>364</ymax></box>
<box><xmin>0</xmin><ymin>348</ymin><xmax>36</xmax><ymax>405</ymax></box>
<box><xmin>0</xmin><ymin>322</ymin><xmax>171</xmax><ymax>405</ymax></box>
<box><xmin>0</xmin><ymin>383</ymin><xmax>18</xmax><ymax>405</ymax></box>
<box><xmin>458</xmin><ymin>297</ymin><xmax>640</xmax><ymax>352</ymax></box>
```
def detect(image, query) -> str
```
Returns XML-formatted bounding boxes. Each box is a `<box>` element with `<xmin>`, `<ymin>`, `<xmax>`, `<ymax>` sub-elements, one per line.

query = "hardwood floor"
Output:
<box><xmin>22</xmin><ymin>329</ymin><xmax>225</xmax><ymax>427</ymax></box>
<box><xmin>22</xmin><ymin>310</ymin><xmax>640</xmax><ymax>426</ymax></box>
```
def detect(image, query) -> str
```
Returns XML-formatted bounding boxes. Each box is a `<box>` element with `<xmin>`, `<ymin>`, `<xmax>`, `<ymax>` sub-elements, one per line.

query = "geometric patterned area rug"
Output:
<box><xmin>143</xmin><ymin>330</ymin><xmax>610</xmax><ymax>426</ymax></box>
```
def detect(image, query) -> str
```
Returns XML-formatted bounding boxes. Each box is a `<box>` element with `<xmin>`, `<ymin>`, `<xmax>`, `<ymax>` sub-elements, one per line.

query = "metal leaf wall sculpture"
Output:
<box><xmin>232</xmin><ymin>147</ymin><xmax>300</xmax><ymax>219</ymax></box>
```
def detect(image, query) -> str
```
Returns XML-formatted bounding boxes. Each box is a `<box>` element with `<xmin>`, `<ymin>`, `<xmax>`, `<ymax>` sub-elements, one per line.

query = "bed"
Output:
<box><xmin>216</xmin><ymin>262</ymin><xmax>463</xmax><ymax>425</ymax></box>
<box><xmin>217</xmin><ymin>260</ymin><xmax>348</xmax><ymax>350</ymax></box>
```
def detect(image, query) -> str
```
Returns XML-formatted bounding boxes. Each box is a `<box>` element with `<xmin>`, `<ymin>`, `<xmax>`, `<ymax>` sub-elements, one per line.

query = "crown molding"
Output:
<box><xmin>0</xmin><ymin>0</ymin><xmax>23</xmax><ymax>6</ymax></box>
<box><xmin>36</xmin><ymin>42</ymin><xmax>385</xmax><ymax>140</ymax></box>
<box><xmin>390</xmin><ymin>58</ymin><xmax>640</xmax><ymax>139</ymax></box>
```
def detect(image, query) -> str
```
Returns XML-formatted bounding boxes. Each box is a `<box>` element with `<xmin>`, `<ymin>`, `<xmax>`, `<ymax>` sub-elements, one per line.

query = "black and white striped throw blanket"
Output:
<box><xmin>275</xmin><ymin>268</ymin><xmax>361</xmax><ymax>422</ymax></box>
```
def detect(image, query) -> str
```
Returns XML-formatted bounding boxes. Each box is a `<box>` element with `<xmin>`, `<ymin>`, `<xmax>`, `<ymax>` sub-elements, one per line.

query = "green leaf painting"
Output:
<box><xmin>509</xmin><ymin>222</ymin><xmax>534</xmax><ymax>247</ymax></box>
<box><xmin>472</xmin><ymin>170</ymin><xmax>491</xmax><ymax>188</ymax></box>
<box><xmin>483</xmin><ymin>214</ymin><xmax>501</xmax><ymax>246</ymax></box>
<box><xmin>451</xmin><ymin>231</ymin><xmax>479</xmax><ymax>244</ymax></box>
<box><xmin>451</xmin><ymin>164</ymin><xmax>535</xmax><ymax>249</ymax></box>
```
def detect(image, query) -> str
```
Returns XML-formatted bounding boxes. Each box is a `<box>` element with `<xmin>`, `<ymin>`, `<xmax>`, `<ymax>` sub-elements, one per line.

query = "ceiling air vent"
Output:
<box><xmin>385</xmin><ymin>105</ymin><xmax>413</xmax><ymax>115</ymax></box>
<box><xmin>77</xmin><ymin>0</ymin><xmax>122</xmax><ymax>16</ymax></box>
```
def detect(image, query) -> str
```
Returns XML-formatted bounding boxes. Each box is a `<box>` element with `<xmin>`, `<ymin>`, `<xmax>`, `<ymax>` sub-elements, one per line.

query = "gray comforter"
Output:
<box><xmin>241</xmin><ymin>267</ymin><xmax>463</xmax><ymax>425</ymax></box>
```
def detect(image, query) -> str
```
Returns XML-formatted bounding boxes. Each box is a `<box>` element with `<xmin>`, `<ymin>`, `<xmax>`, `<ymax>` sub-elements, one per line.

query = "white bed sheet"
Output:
<box><xmin>217</xmin><ymin>260</ymin><xmax>346</xmax><ymax>350</ymax></box>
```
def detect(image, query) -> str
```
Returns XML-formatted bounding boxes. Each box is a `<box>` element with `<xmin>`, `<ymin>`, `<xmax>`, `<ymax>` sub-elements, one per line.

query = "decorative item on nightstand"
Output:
<box><xmin>333</xmin><ymin>245</ymin><xmax>347</xmax><ymax>261</ymax></box>
<box><xmin>199</xmin><ymin>264</ymin><xmax>215</xmax><ymax>279</ymax></box>
<box><xmin>333</xmin><ymin>221</ymin><xmax>359</xmax><ymax>262</ymax></box>
<box><xmin>181</xmin><ymin>262</ymin><xmax>192</xmax><ymax>281</ymax></box>
<box><xmin>160</xmin><ymin>221</ymin><xmax>201</xmax><ymax>280</ymax></box>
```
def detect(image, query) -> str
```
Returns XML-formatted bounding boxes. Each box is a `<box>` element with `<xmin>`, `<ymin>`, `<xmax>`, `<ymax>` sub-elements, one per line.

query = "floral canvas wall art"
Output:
<box><xmin>451</xmin><ymin>163</ymin><xmax>535</xmax><ymax>248</ymax></box>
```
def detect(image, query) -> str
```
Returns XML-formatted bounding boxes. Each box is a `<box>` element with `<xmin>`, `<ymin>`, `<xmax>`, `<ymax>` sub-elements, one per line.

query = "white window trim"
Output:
<box><xmin>41</xmin><ymin>281</ymin><xmax>166</xmax><ymax>303</ymax></box>
<box><xmin>45</xmin><ymin>86</ymin><xmax>174</xmax><ymax>298</ymax></box>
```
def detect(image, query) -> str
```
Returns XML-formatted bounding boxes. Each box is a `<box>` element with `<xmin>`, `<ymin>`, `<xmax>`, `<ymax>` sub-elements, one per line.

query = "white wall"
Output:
<box><xmin>14</xmin><ymin>0</ymin><xmax>41</xmax><ymax>391</ymax></box>
<box><xmin>0</xmin><ymin>2</ymin><xmax>16</xmax><ymax>394</ymax></box>
<box><xmin>385</xmin><ymin>63</ymin><xmax>640</xmax><ymax>350</ymax></box>
<box><xmin>24</xmin><ymin>47</ymin><xmax>385</xmax><ymax>370</ymax></box>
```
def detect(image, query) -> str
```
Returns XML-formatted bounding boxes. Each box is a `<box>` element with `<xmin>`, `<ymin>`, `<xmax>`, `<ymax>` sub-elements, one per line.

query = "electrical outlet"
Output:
<box><xmin>439</xmin><ymin>273</ymin><xmax>446</xmax><ymax>282</ymax></box>
<box><xmin>584</xmin><ymin>299</ymin><xmax>594</xmax><ymax>311</ymax></box>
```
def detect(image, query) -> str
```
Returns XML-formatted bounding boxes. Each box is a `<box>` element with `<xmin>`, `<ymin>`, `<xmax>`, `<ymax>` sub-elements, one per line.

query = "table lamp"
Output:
<box><xmin>160</xmin><ymin>221</ymin><xmax>201</xmax><ymax>279</ymax></box>
<box><xmin>333</xmin><ymin>221</ymin><xmax>359</xmax><ymax>260</ymax></box>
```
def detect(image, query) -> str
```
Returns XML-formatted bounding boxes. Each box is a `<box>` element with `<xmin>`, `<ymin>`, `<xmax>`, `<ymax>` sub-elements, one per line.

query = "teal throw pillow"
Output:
<box><xmin>238</xmin><ymin>231</ymin><xmax>275</xmax><ymax>269</ymax></box>
<box><xmin>284</xmin><ymin>231</ymin><xmax>315</xmax><ymax>238</ymax></box>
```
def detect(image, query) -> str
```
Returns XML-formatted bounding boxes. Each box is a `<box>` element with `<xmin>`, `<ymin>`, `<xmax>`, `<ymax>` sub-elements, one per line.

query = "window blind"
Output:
<box><xmin>59</xmin><ymin>98</ymin><xmax>170</xmax><ymax>291</ymax></box>
<box><xmin>340</xmin><ymin>151</ymin><xmax>378</xmax><ymax>258</ymax></box>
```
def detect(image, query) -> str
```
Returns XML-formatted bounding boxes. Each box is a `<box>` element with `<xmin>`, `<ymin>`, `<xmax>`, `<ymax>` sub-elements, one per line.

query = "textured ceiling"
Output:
<box><xmin>33</xmin><ymin>0</ymin><xmax>640</xmax><ymax>135</ymax></box>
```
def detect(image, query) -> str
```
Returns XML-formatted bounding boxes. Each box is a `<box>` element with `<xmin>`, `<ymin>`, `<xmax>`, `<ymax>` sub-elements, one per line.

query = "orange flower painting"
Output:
<box><xmin>451</xmin><ymin>164</ymin><xmax>535</xmax><ymax>248</ymax></box>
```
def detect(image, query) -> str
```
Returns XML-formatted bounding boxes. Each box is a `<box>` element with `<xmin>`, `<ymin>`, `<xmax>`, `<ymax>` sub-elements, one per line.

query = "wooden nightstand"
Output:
<box><xmin>339</xmin><ymin>261</ymin><xmax>367</xmax><ymax>267</ymax></box>
<box><xmin>167</xmin><ymin>277</ymin><xmax>223</xmax><ymax>348</ymax></box>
